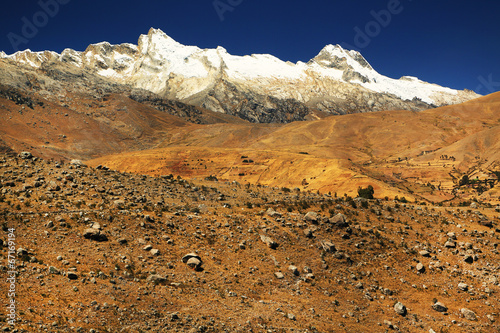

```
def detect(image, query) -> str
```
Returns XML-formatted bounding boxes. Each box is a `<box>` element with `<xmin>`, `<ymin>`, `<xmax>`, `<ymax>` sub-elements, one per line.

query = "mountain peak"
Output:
<box><xmin>313</xmin><ymin>44</ymin><xmax>373</xmax><ymax>71</ymax></box>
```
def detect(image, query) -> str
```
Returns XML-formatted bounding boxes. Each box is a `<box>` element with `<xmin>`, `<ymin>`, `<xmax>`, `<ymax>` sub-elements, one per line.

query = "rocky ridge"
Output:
<box><xmin>0</xmin><ymin>28</ymin><xmax>480</xmax><ymax>123</ymax></box>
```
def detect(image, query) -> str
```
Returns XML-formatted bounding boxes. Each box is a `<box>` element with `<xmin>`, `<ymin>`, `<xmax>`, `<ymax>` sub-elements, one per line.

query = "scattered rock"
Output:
<box><xmin>150</xmin><ymin>249</ymin><xmax>160</xmax><ymax>256</ymax></box>
<box><xmin>444</xmin><ymin>241</ymin><xmax>456</xmax><ymax>248</ymax></box>
<box><xmin>260</xmin><ymin>234</ymin><xmax>278</xmax><ymax>249</ymax></box>
<box><xmin>331</xmin><ymin>213</ymin><xmax>348</xmax><ymax>228</ymax></box>
<box><xmin>266</xmin><ymin>208</ymin><xmax>281</xmax><ymax>218</ymax></box>
<box><xmin>83</xmin><ymin>228</ymin><xmax>108</xmax><ymax>242</ymax></box>
<box><xmin>419</xmin><ymin>250</ymin><xmax>431</xmax><ymax>257</ymax></box>
<box><xmin>19</xmin><ymin>152</ymin><xmax>33</xmax><ymax>159</ymax></box>
<box><xmin>67</xmin><ymin>272</ymin><xmax>78</xmax><ymax>280</ymax></box>
<box><xmin>146</xmin><ymin>274</ymin><xmax>167</xmax><ymax>285</ymax></box>
<box><xmin>186</xmin><ymin>257</ymin><xmax>202</xmax><ymax>271</ymax></box>
<box><xmin>304</xmin><ymin>211</ymin><xmax>318</xmax><ymax>223</ymax></box>
<box><xmin>460</xmin><ymin>308</ymin><xmax>477</xmax><ymax>321</ymax></box>
<box><xmin>432</xmin><ymin>302</ymin><xmax>448</xmax><ymax>313</ymax></box>
<box><xmin>288</xmin><ymin>265</ymin><xmax>299</xmax><ymax>276</ymax></box>
<box><xmin>457</xmin><ymin>283</ymin><xmax>468</xmax><ymax>291</ymax></box>
<box><xmin>394</xmin><ymin>302</ymin><xmax>407</xmax><ymax>316</ymax></box>
<box><xmin>274</xmin><ymin>272</ymin><xmax>284</xmax><ymax>279</ymax></box>
<box><xmin>464</xmin><ymin>255</ymin><xmax>474</xmax><ymax>264</ymax></box>
<box><xmin>303</xmin><ymin>228</ymin><xmax>313</xmax><ymax>238</ymax></box>
<box><xmin>416</xmin><ymin>262</ymin><xmax>425</xmax><ymax>273</ymax></box>
<box><xmin>181</xmin><ymin>253</ymin><xmax>201</xmax><ymax>263</ymax></box>
<box><xmin>319</xmin><ymin>240</ymin><xmax>336</xmax><ymax>253</ymax></box>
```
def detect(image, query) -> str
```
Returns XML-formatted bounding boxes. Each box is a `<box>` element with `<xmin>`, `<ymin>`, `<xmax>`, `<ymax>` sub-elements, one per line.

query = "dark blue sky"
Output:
<box><xmin>1</xmin><ymin>0</ymin><xmax>499</xmax><ymax>94</ymax></box>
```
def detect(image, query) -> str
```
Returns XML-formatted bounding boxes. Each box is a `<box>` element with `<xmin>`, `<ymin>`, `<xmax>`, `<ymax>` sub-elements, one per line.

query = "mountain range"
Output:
<box><xmin>0</xmin><ymin>28</ymin><xmax>480</xmax><ymax>123</ymax></box>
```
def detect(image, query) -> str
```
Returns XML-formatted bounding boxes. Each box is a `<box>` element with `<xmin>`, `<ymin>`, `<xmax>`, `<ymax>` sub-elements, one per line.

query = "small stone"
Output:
<box><xmin>287</xmin><ymin>313</ymin><xmax>296</xmax><ymax>320</ymax></box>
<box><xmin>458</xmin><ymin>283</ymin><xmax>468</xmax><ymax>291</ymax></box>
<box><xmin>274</xmin><ymin>272</ymin><xmax>284</xmax><ymax>279</ymax></box>
<box><xmin>486</xmin><ymin>314</ymin><xmax>496</xmax><ymax>322</ymax></box>
<box><xmin>67</xmin><ymin>272</ymin><xmax>78</xmax><ymax>280</ymax></box>
<box><xmin>143</xmin><ymin>245</ymin><xmax>153</xmax><ymax>251</ymax></box>
<box><xmin>416</xmin><ymin>262</ymin><xmax>425</xmax><ymax>273</ymax></box>
<box><xmin>460</xmin><ymin>308</ymin><xmax>477</xmax><ymax>321</ymax></box>
<box><xmin>394</xmin><ymin>302</ymin><xmax>407</xmax><ymax>316</ymax></box>
<box><xmin>150</xmin><ymin>249</ymin><xmax>160</xmax><ymax>256</ymax></box>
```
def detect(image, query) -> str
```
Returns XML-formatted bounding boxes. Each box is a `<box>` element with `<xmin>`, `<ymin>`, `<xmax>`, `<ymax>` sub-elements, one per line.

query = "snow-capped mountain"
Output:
<box><xmin>0</xmin><ymin>28</ymin><xmax>480</xmax><ymax>122</ymax></box>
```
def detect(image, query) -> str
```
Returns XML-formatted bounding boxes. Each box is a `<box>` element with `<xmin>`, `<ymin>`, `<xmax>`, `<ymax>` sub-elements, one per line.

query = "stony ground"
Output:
<box><xmin>0</xmin><ymin>153</ymin><xmax>499</xmax><ymax>332</ymax></box>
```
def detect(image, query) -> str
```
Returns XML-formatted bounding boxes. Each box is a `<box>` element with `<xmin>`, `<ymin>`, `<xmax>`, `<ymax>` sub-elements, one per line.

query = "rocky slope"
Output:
<box><xmin>0</xmin><ymin>153</ymin><xmax>499</xmax><ymax>332</ymax></box>
<box><xmin>1</xmin><ymin>28</ymin><xmax>480</xmax><ymax>123</ymax></box>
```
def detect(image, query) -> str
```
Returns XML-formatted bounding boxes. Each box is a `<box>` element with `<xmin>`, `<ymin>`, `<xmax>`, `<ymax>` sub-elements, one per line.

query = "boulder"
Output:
<box><xmin>416</xmin><ymin>262</ymin><xmax>425</xmax><ymax>273</ymax></box>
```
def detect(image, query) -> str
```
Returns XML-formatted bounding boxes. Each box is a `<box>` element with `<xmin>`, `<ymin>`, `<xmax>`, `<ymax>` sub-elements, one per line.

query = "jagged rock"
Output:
<box><xmin>331</xmin><ymin>213</ymin><xmax>348</xmax><ymax>228</ymax></box>
<box><xmin>319</xmin><ymin>240</ymin><xmax>336</xmax><ymax>253</ymax></box>
<box><xmin>394</xmin><ymin>302</ymin><xmax>407</xmax><ymax>316</ymax></box>
<box><xmin>461</xmin><ymin>308</ymin><xmax>477</xmax><ymax>321</ymax></box>
<box><xmin>260</xmin><ymin>234</ymin><xmax>278</xmax><ymax>249</ymax></box>
<box><xmin>274</xmin><ymin>272</ymin><xmax>284</xmax><ymax>279</ymax></box>
<box><xmin>150</xmin><ymin>249</ymin><xmax>160</xmax><ymax>256</ymax></box>
<box><xmin>458</xmin><ymin>283</ymin><xmax>468</xmax><ymax>291</ymax></box>
<box><xmin>304</xmin><ymin>211</ymin><xmax>318</xmax><ymax>223</ymax></box>
<box><xmin>432</xmin><ymin>302</ymin><xmax>448</xmax><ymax>312</ymax></box>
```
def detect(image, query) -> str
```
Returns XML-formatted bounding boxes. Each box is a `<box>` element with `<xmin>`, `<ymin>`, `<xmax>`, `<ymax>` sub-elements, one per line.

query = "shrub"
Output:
<box><xmin>358</xmin><ymin>185</ymin><xmax>374</xmax><ymax>199</ymax></box>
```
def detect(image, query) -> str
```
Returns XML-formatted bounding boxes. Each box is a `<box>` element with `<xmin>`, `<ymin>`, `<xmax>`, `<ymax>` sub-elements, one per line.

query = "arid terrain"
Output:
<box><xmin>0</xmin><ymin>153</ymin><xmax>499</xmax><ymax>332</ymax></box>
<box><xmin>0</xmin><ymin>43</ymin><xmax>499</xmax><ymax>332</ymax></box>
